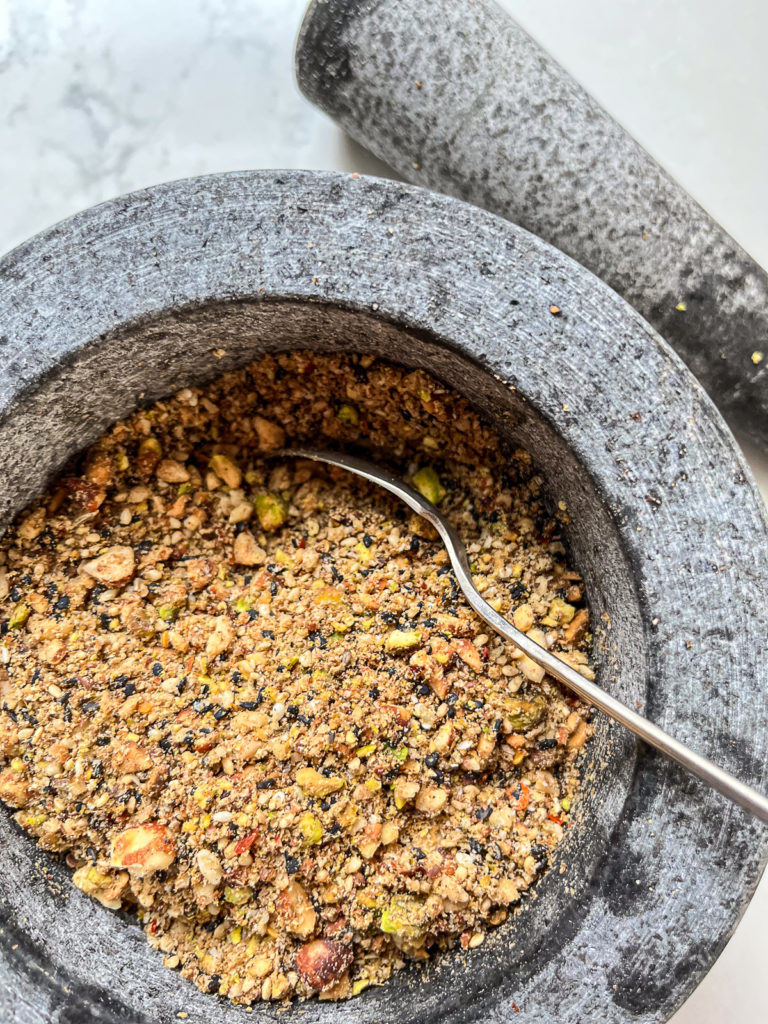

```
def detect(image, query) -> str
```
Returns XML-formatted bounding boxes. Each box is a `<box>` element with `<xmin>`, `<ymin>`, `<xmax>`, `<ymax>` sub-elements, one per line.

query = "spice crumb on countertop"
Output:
<box><xmin>0</xmin><ymin>352</ymin><xmax>594</xmax><ymax>1004</ymax></box>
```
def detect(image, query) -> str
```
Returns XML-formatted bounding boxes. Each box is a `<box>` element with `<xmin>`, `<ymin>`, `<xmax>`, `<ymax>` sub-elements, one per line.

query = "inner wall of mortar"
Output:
<box><xmin>0</xmin><ymin>298</ymin><xmax>641</xmax><ymax>1018</ymax></box>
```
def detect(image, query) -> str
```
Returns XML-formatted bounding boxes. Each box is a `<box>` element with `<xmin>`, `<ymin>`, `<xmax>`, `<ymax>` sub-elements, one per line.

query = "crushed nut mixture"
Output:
<box><xmin>0</xmin><ymin>353</ymin><xmax>594</xmax><ymax>1003</ymax></box>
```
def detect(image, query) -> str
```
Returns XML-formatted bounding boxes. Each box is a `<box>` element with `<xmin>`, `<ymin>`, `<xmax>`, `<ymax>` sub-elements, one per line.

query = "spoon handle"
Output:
<box><xmin>288</xmin><ymin>448</ymin><xmax>768</xmax><ymax>826</ymax></box>
<box><xmin>459</xmin><ymin>572</ymin><xmax>768</xmax><ymax>825</ymax></box>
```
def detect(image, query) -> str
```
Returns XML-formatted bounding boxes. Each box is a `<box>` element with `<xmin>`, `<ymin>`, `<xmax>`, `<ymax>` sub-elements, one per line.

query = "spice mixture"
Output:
<box><xmin>0</xmin><ymin>353</ymin><xmax>594</xmax><ymax>1004</ymax></box>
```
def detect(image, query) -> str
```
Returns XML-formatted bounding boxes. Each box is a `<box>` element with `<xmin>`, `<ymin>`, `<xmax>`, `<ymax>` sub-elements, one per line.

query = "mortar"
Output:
<box><xmin>0</xmin><ymin>170</ymin><xmax>766</xmax><ymax>1024</ymax></box>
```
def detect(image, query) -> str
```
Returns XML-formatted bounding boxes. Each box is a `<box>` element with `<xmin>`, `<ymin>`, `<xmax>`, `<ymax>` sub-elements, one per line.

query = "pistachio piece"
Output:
<box><xmin>541</xmin><ymin>597</ymin><xmax>576</xmax><ymax>627</ymax></box>
<box><xmin>385</xmin><ymin>629</ymin><xmax>421</xmax><ymax>651</ymax></box>
<box><xmin>503</xmin><ymin>694</ymin><xmax>547</xmax><ymax>732</ymax></box>
<box><xmin>412</xmin><ymin>466</ymin><xmax>446</xmax><ymax>504</ymax></box>
<box><xmin>336</xmin><ymin>404</ymin><xmax>359</xmax><ymax>425</ymax></box>
<box><xmin>254</xmin><ymin>492</ymin><xmax>288</xmax><ymax>531</ymax></box>
<box><xmin>72</xmin><ymin>865</ymin><xmax>129</xmax><ymax>909</ymax></box>
<box><xmin>296</xmin><ymin>766</ymin><xmax>345</xmax><ymax>798</ymax></box>
<box><xmin>209</xmin><ymin>453</ymin><xmax>242</xmax><ymax>489</ymax></box>
<box><xmin>8</xmin><ymin>603</ymin><xmax>31</xmax><ymax>630</ymax></box>
<box><xmin>299</xmin><ymin>812</ymin><xmax>324</xmax><ymax>845</ymax></box>
<box><xmin>380</xmin><ymin>895</ymin><xmax>429</xmax><ymax>944</ymax></box>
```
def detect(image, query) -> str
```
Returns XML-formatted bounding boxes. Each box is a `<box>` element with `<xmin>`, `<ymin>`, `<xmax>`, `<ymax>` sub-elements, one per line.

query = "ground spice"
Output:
<box><xmin>0</xmin><ymin>352</ymin><xmax>594</xmax><ymax>1003</ymax></box>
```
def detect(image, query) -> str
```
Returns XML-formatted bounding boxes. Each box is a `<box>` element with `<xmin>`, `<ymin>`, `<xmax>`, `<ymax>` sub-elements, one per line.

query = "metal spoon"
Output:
<box><xmin>286</xmin><ymin>448</ymin><xmax>768</xmax><ymax>825</ymax></box>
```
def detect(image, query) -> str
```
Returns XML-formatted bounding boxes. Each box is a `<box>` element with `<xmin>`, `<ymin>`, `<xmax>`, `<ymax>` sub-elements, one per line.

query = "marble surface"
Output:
<box><xmin>0</xmin><ymin>1</ymin><xmax>765</xmax><ymax>1021</ymax></box>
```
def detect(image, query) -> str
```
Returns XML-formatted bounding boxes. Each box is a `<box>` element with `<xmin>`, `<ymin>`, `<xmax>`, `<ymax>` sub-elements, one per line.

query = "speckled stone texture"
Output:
<box><xmin>295</xmin><ymin>0</ymin><xmax>768</xmax><ymax>451</ymax></box>
<box><xmin>0</xmin><ymin>171</ymin><xmax>766</xmax><ymax>1024</ymax></box>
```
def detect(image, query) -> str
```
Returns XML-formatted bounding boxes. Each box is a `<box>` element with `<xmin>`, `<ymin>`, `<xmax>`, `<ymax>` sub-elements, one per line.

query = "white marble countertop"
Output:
<box><xmin>0</xmin><ymin>1</ymin><xmax>765</xmax><ymax>1021</ymax></box>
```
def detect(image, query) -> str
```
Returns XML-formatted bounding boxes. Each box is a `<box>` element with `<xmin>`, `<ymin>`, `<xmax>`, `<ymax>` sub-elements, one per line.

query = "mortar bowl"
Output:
<box><xmin>0</xmin><ymin>170</ymin><xmax>766</xmax><ymax>1024</ymax></box>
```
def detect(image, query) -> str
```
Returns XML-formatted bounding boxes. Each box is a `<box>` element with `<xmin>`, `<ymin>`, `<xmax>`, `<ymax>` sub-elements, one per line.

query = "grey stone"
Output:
<box><xmin>295</xmin><ymin>0</ymin><xmax>768</xmax><ymax>450</ymax></box>
<box><xmin>0</xmin><ymin>170</ymin><xmax>766</xmax><ymax>1023</ymax></box>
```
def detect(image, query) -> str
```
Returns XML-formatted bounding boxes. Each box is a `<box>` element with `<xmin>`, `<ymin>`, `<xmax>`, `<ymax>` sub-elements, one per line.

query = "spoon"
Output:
<box><xmin>286</xmin><ymin>448</ymin><xmax>768</xmax><ymax>825</ymax></box>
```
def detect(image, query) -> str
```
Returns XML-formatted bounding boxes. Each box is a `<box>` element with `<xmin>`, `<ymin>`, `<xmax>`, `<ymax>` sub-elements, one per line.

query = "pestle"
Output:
<box><xmin>295</xmin><ymin>0</ymin><xmax>768</xmax><ymax>450</ymax></box>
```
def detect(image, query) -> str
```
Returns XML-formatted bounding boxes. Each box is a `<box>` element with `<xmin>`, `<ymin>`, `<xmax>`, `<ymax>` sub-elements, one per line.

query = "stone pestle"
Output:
<box><xmin>295</xmin><ymin>0</ymin><xmax>768</xmax><ymax>449</ymax></box>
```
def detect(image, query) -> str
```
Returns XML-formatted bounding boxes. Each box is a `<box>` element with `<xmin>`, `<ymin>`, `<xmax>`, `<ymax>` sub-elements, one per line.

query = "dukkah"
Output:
<box><xmin>0</xmin><ymin>353</ymin><xmax>594</xmax><ymax>1003</ymax></box>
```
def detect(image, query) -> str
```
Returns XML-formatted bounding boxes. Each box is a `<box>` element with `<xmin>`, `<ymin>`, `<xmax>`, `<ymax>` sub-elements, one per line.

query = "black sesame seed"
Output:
<box><xmin>425</xmin><ymin>753</ymin><xmax>439</xmax><ymax>769</ymax></box>
<box><xmin>284</xmin><ymin>854</ymin><xmax>300</xmax><ymax>875</ymax></box>
<box><xmin>231</xmin><ymin>670</ymin><xmax>243</xmax><ymax>684</ymax></box>
<box><xmin>212</xmin><ymin>707</ymin><xmax>229</xmax><ymax>721</ymax></box>
<box><xmin>538</xmin><ymin>738</ymin><xmax>558</xmax><ymax>750</ymax></box>
<box><xmin>95</xmin><ymin>735</ymin><xmax>111</xmax><ymax>747</ymax></box>
<box><xmin>54</xmin><ymin>595</ymin><xmax>70</xmax><ymax>611</ymax></box>
<box><xmin>256</xmin><ymin>778</ymin><xmax>275</xmax><ymax>790</ymax></box>
<box><xmin>152</xmin><ymin>662</ymin><xmax>163</xmax><ymax>677</ymax></box>
<box><xmin>362</xmin><ymin>533</ymin><xmax>373</xmax><ymax>548</ymax></box>
<box><xmin>261</xmin><ymin>629</ymin><xmax>275</xmax><ymax>639</ymax></box>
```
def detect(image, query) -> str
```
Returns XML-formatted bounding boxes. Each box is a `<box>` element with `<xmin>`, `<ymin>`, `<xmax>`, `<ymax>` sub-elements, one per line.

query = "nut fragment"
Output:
<box><xmin>233</xmin><ymin>530</ymin><xmax>267</xmax><ymax>566</ymax></box>
<box><xmin>110</xmin><ymin>823</ymin><xmax>175</xmax><ymax>875</ymax></box>
<box><xmin>563</xmin><ymin>608</ymin><xmax>590</xmax><ymax>644</ymax></box>
<box><xmin>393</xmin><ymin>779</ymin><xmax>420</xmax><ymax>810</ymax></box>
<box><xmin>205</xmin><ymin>616</ymin><xmax>235</xmax><ymax>658</ymax></box>
<box><xmin>253</xmin><ymin>416</ymin><xmax>286</xmax><ymax>452</ymax></box>
<box><xmin>275</xmin><ymin>879</ymin><xmax>317</xmax><ymax>938</ymax></box>
<box><xmin>82</xmin><ymin>546</ymin><xmax>135</xmax><ymax>586</ymax></box>
<box><xmin>295</xmin><ymin>939</ymin><xmax>354</xmax><ymax>991</ymax></box>
<box><xmin>155</xmin><ymin>459</ymin><xmax>190</xmax><ymax>483</ymax></box>
<box><xmin>296</xmin><ymin>767</ymin><xmax>345</xmax><ymax>798</ymax></box>
<box><xmin>412</xmin><ymin>466</ymin><xmax>446</xmax><ymax>504</ymax></box>
<box><xmin>255</xmin><ymin>492</ymin><xmax>288</xmax><ymax>531</ymax></box>
<box><xmin>415</xmin><ymin>786</ymin><xmax>448</xmax><ymax>815</ymax></box>
<box><xmin>196</xmin><ymin>849</ymin><xmax>223</xmax><ymax>885</ymax></box>
<box><xmin>385</xmin><ymin>629</ymin><xmax>421</xmax><ymax>651</ymax></box>
<box><xmin>209</xmin><ymin>453</ymin><xmax>242</xmax><ymax>489</ymax></box>
<box><xmin>73</xmin><ymin>865</ymin><xmax>129</xmax><ymax>909</ymax></box>
<box><xmin>453</xmin><ymin>638</ymin><xmax>483</xmax><ymax>672</ymax></box>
